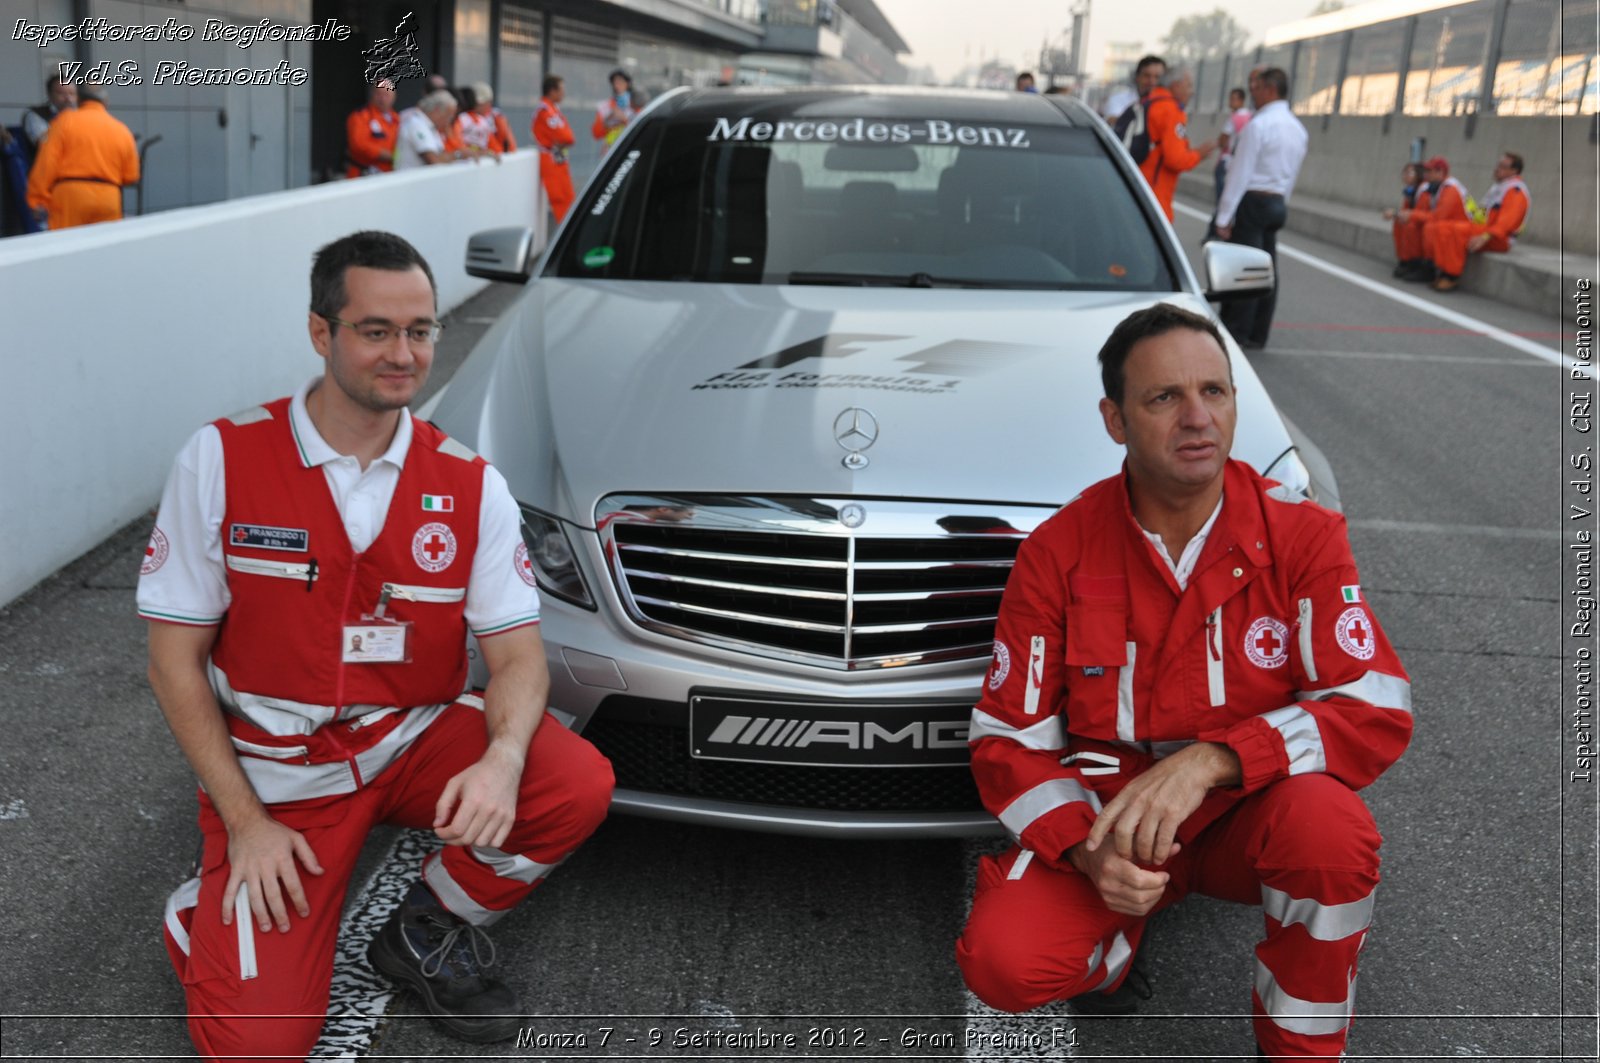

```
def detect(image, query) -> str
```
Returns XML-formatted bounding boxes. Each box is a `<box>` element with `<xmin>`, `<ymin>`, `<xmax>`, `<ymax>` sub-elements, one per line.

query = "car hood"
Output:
<box><xmin>430</xmin><ymin>281</ymin><xmax>1293</xmax><ymax>525</ymax></box>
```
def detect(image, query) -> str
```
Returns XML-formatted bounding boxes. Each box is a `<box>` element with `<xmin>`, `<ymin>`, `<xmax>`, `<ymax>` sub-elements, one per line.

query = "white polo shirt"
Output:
<box><xmin>395</xmin><ymin>107</ymin><xmax>446</xmax><ymax>169</ymax></box>
<box><xmin>136</xmin><ymin>376</ymin><xmax>540</xmax><ymax>638</ymax></box>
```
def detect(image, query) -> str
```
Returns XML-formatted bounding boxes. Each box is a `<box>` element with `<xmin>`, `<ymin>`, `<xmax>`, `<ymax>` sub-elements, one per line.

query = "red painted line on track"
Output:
<box><xmin>1274</xmin><ymin>322</ymin><xmax>1573</xmax><ymax>340</ymax></box>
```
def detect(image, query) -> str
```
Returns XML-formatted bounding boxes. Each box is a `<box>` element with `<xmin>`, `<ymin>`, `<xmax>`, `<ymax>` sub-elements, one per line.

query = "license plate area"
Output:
<box><xmin>689</xmin><ymin>694</ymin><xmax>971</xmax><ymax>767</ymax></box>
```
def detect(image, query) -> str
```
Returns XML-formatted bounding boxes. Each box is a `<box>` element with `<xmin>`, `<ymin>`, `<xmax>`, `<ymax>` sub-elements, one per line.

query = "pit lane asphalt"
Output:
<box><xmin>0</xmin><ymin>212</ymin><xmax>1591</xmax><ymax>1063</ymax></box>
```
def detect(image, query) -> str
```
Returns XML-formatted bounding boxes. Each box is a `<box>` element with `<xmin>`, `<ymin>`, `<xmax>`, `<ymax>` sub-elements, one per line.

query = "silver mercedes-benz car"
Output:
<box><xmin>431</xmin><ymin>85</ymin><xmax>1335</xmax><ymax>837</ymax></box>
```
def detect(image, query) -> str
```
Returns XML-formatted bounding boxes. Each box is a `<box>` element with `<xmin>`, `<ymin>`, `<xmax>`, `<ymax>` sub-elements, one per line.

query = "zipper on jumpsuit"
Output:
<box><xmin>331</xmin><ymin>559</ymin><xmax>367</xmax><ymax>786</ymax></box>
<box><xmin>1206</xmin><ymin>605</ymin><xmax>1225</xmax><ymax>706</ymax></box>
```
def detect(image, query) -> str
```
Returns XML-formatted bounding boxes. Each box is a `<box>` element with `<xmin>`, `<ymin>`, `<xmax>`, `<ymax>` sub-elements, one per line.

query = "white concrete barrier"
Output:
<box><xmin>0</xmin><ymin>151</ymin><xmax>543</xmax><ymax>606</ymax></box>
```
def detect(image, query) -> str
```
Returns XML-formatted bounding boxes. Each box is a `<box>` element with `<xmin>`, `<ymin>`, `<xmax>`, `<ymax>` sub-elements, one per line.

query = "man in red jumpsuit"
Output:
<box><xmin>344</xmin><ymin>80</ymin><xmax>399</xmax><ymax>177</ymax></box>
<box><xmin>1387</xmin><ymin>155</ymin><xmax>1466</xmax><ymax>282</ymax></box>
<box><xmin>1423</xmin><ymin>151</ymin><xmax>1530</xmax><ymax>292</ymax></box>
<box><xmin>956</xmin><ymin>303</ymin><xmax>1413</xmax><ymax>1061</ymax></box>
<box><xmin>533</xmin><ymin>74</ymin><xmax>577</xmax><ymax>222</ymax></box>
<box><xmin>1137</xmin><ymin>68</ymin><xmax>1216</xmax><ymax>222</ymax></box>
<box><xmin>138</xmin><ymin>230</ymin><xmax>613</xmax><ymax>1062</ymax></box>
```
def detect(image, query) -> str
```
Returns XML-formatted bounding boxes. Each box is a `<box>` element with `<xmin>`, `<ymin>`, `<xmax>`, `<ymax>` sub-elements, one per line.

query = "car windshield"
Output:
<box><xmin>551</xmin><ymin>108</ymin><xmax>1177</xmax><ymax>291</ymax></box>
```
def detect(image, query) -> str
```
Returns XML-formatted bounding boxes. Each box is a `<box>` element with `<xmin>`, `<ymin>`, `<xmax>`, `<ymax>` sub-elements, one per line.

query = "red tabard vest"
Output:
<box><xmin>210</xmin><ymin>397</ymin><xmax>486</xmax><ymax>770</ymax></box>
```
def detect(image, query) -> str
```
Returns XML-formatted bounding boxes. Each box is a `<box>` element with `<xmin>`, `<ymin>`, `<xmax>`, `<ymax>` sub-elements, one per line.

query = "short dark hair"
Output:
<box><xmin>542</xmin><ymin>73</ymin><xmax>564</xmax><ymax>96</ymax></box>
<box><xmin>609</xmin><ymin>68</ymin><xmax>632</xmax><ymax>86</ymax></box>
<box><xmin>1135</xmin><ymin>55</ymin><xmax>1166</xmax><ymax>77</ymax></box>
<box><xmin>1502</xmin><ymin>151</ymin><xmax>1524</xmax><ymax>173</ymax></box>
<box><xmin>1228</xmin><ymin>87</ymin><xmax>1246</xmax><ymax>103</ymax></box>
<box><xmin>310</xmin><ymin>231</ymin><xmax>436</xmax><ymax>323</ymax></box>
<box><xmin>1258</xmin><ymin>67</ymin><xmax>1289</xmax><ymax>100</ymax></box>
<box><xmin>46</xmin><ymin>73</ymin><xmax>64</xmax><ymax>92</ymax></box>
<box><xmin>1098</xmin><ymin>303</ymin><xmax>1230</xmax><ymax>406</ymax></box>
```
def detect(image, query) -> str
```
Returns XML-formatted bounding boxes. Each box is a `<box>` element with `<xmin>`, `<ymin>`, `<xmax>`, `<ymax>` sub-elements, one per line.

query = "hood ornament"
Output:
<box><xmin>833</xmin><ymin>407</ymin><xmax>878</xmax><ymax>470</ymax></box>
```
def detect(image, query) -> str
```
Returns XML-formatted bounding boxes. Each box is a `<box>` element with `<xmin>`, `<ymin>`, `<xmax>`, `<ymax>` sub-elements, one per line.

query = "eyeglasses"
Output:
<box><xmin>321</xmin><ymin>315</ymin><xmax>444</xmax><ymax>346</ymax></box>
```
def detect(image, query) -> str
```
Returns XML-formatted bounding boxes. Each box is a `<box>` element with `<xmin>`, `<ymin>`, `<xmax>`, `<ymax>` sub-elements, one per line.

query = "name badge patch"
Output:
<box><xmin>229</xmin><ymin>524</ymin><xmax>310</xmax><ymax>552</ymax></box>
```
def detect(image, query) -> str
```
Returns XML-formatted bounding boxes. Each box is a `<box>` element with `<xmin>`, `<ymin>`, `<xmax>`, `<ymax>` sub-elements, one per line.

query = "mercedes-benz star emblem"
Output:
<box><xmin>833</xmin><ymin>408</ymin><xmax>879</xmax><ymax>470</ymax></box>
<box><xmin>839</xmin><ymin>503</ymin><xmax>867</xmax><ymax>529</ymax></box>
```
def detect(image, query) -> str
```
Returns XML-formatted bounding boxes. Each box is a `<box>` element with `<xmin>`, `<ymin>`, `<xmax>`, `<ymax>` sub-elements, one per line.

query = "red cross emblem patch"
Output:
<box><xmin>412</xmin><ymin>522</ymin><xmax>458</xmax><ymax>573</ymax></box>
<box><xmin>1335</xmin><ymin>606</ymin><xmax>1376</xmax><ymax>661</ymax></box>
<box><xmin>514</xmin><ymin>542</ymin><xmax>537</xmax><ymax>587</ymax></box>
<box><xmin>988</xmin><ymin>639</ymin><xmax>1011</xmax><ymax>690</ymax></box>
<box><xmin>1243</xmin><ymin>616</ymin><xmax>1289</xmax><ymax>669</ymax></box>
<box><xmin>142</xmin><ymin>527</ymin><xmax>170</xmax><ymax>575</ymax></box>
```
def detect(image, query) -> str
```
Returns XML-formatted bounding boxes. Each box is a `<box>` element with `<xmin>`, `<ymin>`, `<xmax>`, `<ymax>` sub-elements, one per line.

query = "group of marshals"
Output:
<box><xmin>138</xmin><ymin>231</ymin><xmax>1410</xmax><ymax>1062</ymax></box>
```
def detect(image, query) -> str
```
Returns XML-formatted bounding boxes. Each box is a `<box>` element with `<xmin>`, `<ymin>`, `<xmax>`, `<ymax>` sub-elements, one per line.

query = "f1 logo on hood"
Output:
<box><xmin>738</xmin><ymin>333</ymin><xmax>1052</xmax><ymax>378</ymax></box>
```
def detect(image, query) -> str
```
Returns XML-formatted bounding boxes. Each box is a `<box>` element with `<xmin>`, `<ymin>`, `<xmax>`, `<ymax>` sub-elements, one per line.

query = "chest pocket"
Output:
<box><xmin>1065</xmin><ymin>601</ymin><xmax>1129</xmax><ymax>667</ymax></box>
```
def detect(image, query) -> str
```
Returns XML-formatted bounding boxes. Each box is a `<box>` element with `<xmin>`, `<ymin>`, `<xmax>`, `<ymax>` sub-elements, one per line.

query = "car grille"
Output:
<box><xmin>599</xmin><ymin>497</ymin><xmax>1050</xmax><ymax>670</ymax></box>
<box><xmin>583</xmin><ymin>717</ymin><xmax>983</xmax><ymax>813</ymax></box>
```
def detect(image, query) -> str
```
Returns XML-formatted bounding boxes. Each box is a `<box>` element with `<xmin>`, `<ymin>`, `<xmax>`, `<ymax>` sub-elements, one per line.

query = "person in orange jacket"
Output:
<box><xmin>1423</xmin><ymin>152</ymin><xmax>1530</xmax><ymax>291</ymax></box>
<box><xmin>1386</xmin><ymin>155</ymin><xmax>1467</xmax><ymax>281</ymax></box>
<box><xmin>344</xmin><ymin>81</ymin><xmax>399</xmax><ymax>177</ymax></box>
<box><xmin>592</xmin><ymin>69</ymin><xmax>639</xmax><ymax>157</ymax></box>
<box><xmin>25</xmin><ymin>85</ymin><xmax>138</xmax><ymax>230</ymax></box>
<box><xmin>534</xmin><ymin>74</ymin><xmax>577</xmax><ymax>222</ymax></box>
<box><xmin>1137</xmin><ymin>68</ymin><xmax>1216</xmax><ymax>222</ymax></box>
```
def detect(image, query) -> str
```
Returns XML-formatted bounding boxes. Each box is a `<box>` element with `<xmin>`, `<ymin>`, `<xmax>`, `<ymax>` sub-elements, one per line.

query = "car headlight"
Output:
<box><xmin>1263</xmin><ymin>448</ymin><xmax>1316</xmax><ymax>502</ymax></box>
<box><xmin>518</xmin><ymin>507</ymin><xmax>595</xmax><ymax>610</ymax></box>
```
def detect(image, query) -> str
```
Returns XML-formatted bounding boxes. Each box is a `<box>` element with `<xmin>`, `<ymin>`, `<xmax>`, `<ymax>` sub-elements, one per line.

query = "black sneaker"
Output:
<box><xmin>366</xmin><ymin>880</ymin><xmax>522</xmax><ymax>1043</ymax></box>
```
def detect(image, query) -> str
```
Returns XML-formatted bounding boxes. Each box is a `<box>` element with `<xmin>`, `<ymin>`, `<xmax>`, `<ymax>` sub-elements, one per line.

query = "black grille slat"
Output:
<box><xmin>585</xmin><ymin>718</ymin><xmax>982</xmax><ymax>813</ymax></box>
<box><xmin>610</xmin><ymin>514</ymin><xmax>1027</xmax><ymax>667</ymax></box>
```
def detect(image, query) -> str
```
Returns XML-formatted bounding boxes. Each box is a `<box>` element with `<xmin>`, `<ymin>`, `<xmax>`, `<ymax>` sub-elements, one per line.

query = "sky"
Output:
<box><xmin>873</xmin><ymin>0</ymin><xmax>1334</xmax><ymax>83</ymax></box>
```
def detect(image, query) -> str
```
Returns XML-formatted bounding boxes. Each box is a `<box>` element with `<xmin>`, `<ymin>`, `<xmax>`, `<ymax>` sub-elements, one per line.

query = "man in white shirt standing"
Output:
<box><xmin>1213</xmin><ymin>68</ymin><xmax>1308</xmax><ymax>351</ymax></box>
<box><xmin>395</xmin><ymin>90</ymin><xmax>461</xmax><ymax>169</ymax></box>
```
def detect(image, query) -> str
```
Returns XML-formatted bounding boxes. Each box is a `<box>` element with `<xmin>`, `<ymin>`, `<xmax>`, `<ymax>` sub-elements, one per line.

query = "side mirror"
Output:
<box><xmin>1202</xmin><ymin>241</ymin><xmax>1274</xmax><ymax>301</ymax></box>
<box><xmin>465</xmin><ymin>226</ymin><xmax>542</xmax><ymax>283</ymax></box>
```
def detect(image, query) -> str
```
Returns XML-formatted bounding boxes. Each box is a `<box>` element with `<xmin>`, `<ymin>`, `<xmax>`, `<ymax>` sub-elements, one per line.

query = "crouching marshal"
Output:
<box><xmin>956</xmin><ymin>304</ymin><xmax>1412</xmax><ymax>1061</ymax></box>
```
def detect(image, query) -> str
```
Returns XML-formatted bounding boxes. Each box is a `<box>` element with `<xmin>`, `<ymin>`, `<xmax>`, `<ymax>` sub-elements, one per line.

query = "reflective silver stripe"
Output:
<box><xmin>238</xmin><ymin>757</ymin><xmax>357</xmax><ymax>803</ymax></box>
<box><xmin>1260</xmin><ymin>705</ymin><xmax>1327</xmax><ymax>775</ymax></box>
<box><xmin>225</xmin><ymin>555</ymin><xmax>316</xmax><ymax>581</ymax></box>
<box><xmin>968</xmin><ymin>708</ymin><xmax>1066</xmax><ymax>751</ymax></box>
<box><xmin>209</xmin><ymin>663</ymin><xmax>339</xmax><ymax>735</ymax></box>
<box><xmin>1299</xmin><ymin>671</ymin><xmax>1413</xmax><ymax>714</ymax></box>
<box><xmin>471</xmin><ymin>846</ymin><xmax>563</xmax><ymax>885</ymax></box>
<box><xmin>352</xmin><ymin>703</ymin><xmax>451</xmax><ymax>787</ymax></box>
<box><xmin>1006</xmin><ymin>849</ymin><xmax>1035</xmax><ymax>880</ymax></box>
<box><xmin>1261</xmin><ymin>884</ymin><xmax>1375</xmax><ymax>941</ymax></box>
<box><xmin>224</xmin><ymin>405</ymin><xmax>272</xmax><ymax>426</ymax></box>
<box><xmin>1060</xmin><ymin>751</ymin><xmax>1120</xmax><ymax>776</ymax></box>
<box><xmin>457</xmin><ymin>692</ymin><xmax>486</xmax><ymax>711</ymax></box>
<box><xmin>1207</xmin><ymin>606</ymin><xmax>1225</xmax><ymax>707</ymax></box>
<box><xmin>1092</xmin><ymin>930</ymin><xmax>1133</xmax><ymax>992</ymax></box>
<box><xmin>1254</xmin><ymin>961</ymin><xmax>1355</xmax><ymax>1036</ymax></box>
<box><xmin>235</xmin><ymin>886</ymin><xmax>258</xmax><ymax>980</ymax></box>
<box><xmin>1116</xmin><ymin>642</ymin><xmax>1137</xmax><ymax>741</ymax></box>
<box><xmin>230</xmin><ymin>736</ymin><xmax>310</xmax><ymax>759</ymax></box>
<box><xmin>998</xmin><ymin>778</ymin><xmax>1102</xmax><ymax>843</ymax></box>
<box><xmin>437</xmin><ymin>436</ymin><xmax>480</xmax><ymax>463</ymax></box>
<box><xmin>164</xmin><ymin>877</ymin><xmax>201</xmax><ymax>956</ymax></box>
<box><xmin>1298</xmin><ymin>598</ymin><xmax>1317</xmax><ymax>683</ymax></box>
<box><xmin>424</xmin><ymin>850</ymin><xmax>506</xmax><ymax>926</ymax></box>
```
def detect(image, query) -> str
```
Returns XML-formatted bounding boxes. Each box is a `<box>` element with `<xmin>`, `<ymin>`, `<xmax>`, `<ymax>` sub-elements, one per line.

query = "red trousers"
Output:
<box><xmin>163</xmin><ymin>703</ymin><xmax>613</xmax><ymax>1063</ymax></box>
<box><xmin>541</xmin><ymin>159</ymin><xmax>574</xmax><ymax>222</ymax></box>
<box><xmin>1392</xmin><ymin>216</ymin><xmax>1425</xmax><ymax>262</ymax></box>
<box><xmin>957</xmin><ymin>774</ymin><xmax>1382</xmax><ymax>1061</ymax></box>
<box><xmin>1424</xmin><ymin>220</ymin><xmax>1510</xmax><ymax>277</ymax></box>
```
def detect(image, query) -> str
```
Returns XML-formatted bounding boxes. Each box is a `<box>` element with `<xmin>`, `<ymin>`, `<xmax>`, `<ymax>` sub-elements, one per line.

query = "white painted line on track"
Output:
<box><xmin>1267</xmin><ymin>348</ymin><xmax>1557</xmax><ymax>367</ymax></box>
<box><xmin>1347</xmin><ymin>517</ymin><xmax>1563</xmax><ymax>540</ymax></box>
<box><xmin>309</xmin><ymin>829</ymin><xmax>437</xmax><ymax>1060</ymax></box>
<box><xmin>961</xmin><ymin>839</ymin><xmax>1080</xmax><ymax>1059</ymax></box>
<box><xmin>1171</xmin><ymin>201</ymin><xmax>1588</xmax><ymax>377</ymax></box>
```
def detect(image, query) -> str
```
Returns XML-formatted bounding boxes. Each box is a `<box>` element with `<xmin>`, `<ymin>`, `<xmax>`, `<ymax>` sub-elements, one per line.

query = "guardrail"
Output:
<box><xmin>0</xmin><ymin>151</ymin><xmax>543</xmax><ymax>606</ymax></box>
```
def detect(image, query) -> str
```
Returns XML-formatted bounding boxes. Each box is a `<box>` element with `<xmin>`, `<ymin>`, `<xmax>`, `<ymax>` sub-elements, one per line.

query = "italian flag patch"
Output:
<box><xmin>1341</xmin><ymin>585</ymin><xmax>1362</xmax><ymax>603</ymax></box>
<box><xmin>422</xmin><ymin>494</ymin><xmax>454</xmax><ymax>512</ymax></box>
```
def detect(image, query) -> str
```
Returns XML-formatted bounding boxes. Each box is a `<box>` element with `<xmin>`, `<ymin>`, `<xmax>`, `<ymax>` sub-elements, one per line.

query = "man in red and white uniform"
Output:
<box><xmin>1423</xmin><ymin>151</ymin><xmax>1531</xmax><ymax>292</ymax></box>
<box><xmin>1388</xmin><ymin>155</ymin><xmax>1466</xmax><ymax>282</ymax></box>
<box><xmin>137</xmin><ymin>230</ymin><xmax>612</xmax><ymax>1062</ymax></box>
<box><xmin>956</xmin><ymin>303</ymin><xmax>1412</xmax><ymax>1062</ymax></box>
